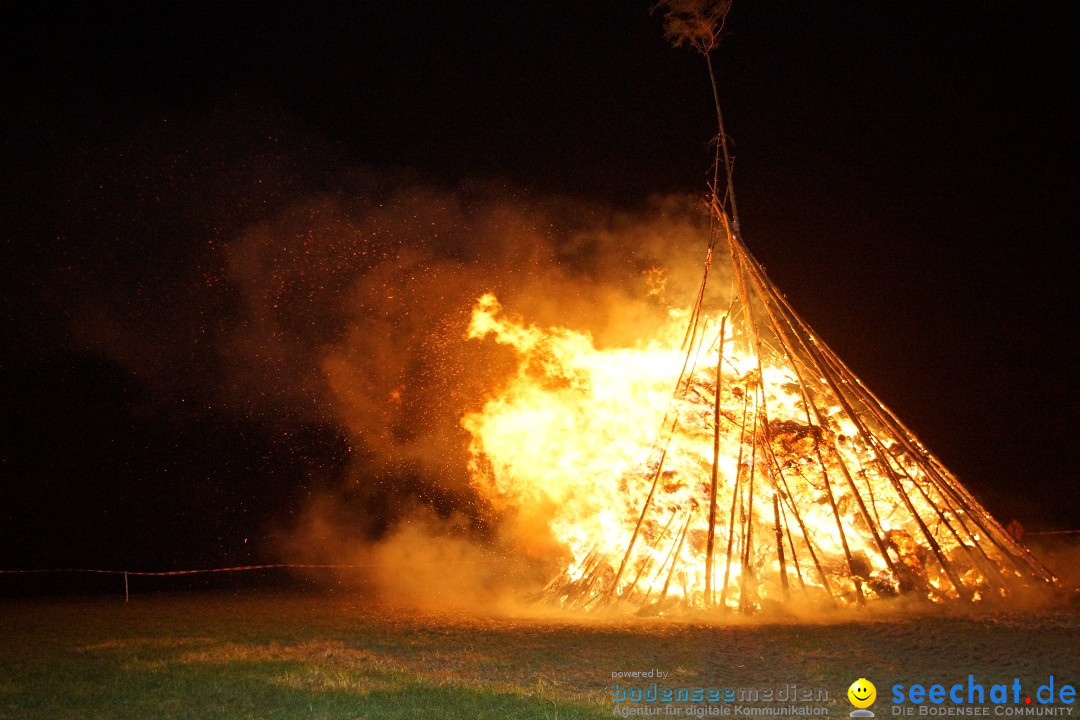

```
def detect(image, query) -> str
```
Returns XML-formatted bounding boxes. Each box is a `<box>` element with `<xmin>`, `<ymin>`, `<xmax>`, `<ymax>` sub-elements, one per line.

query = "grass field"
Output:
<box><xmin>1</xmin><ymin>592</ymin><xmax>1077</xmax><ymax>719</ymax></box>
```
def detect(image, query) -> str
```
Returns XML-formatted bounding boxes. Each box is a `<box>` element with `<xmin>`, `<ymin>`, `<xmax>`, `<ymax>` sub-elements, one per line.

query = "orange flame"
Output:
<box><xmin>463</xmin><ymin>286</ymin><xmax>1052</xmax><ymax>612</ymax></box>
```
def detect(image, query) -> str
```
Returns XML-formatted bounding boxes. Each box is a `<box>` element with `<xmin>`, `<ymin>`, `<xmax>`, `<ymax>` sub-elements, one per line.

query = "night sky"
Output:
<box><xmin>1</xmin><ymin>2</ymin><xmax>1077</xmax><ymax>577</ymax></box>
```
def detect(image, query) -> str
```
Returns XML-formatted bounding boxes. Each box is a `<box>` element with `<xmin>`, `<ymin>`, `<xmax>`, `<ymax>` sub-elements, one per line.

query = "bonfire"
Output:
<box><xmin>463</xmin><ymin>0</ymin><xmax>1056</xmax><ymax>613</ymax></box>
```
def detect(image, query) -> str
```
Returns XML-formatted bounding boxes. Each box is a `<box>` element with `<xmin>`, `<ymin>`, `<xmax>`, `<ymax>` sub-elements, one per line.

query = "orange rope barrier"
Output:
<box><xmin>0</xmin><ymin>561</ymin><xmax>490</xmax><ymax>577</ymax></box>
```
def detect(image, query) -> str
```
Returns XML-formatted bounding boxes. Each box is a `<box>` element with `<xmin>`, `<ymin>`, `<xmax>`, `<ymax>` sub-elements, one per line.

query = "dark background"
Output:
<box><xmin>1</xmin><ymin>2</ymin><xmax>1076</xmax><ymax>578</ymax></box>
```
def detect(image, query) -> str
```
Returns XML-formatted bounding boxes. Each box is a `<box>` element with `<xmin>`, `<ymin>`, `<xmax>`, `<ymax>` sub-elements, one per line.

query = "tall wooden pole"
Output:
<box><xmin>704</xmin><ymin>316</ymin><xmax>727</xmax><ymax>607</ymax></box>
<box><xmin>705</xmin><ymin>52</ymin><xmax>740</xmax><ymax>232</ymax></box>
<box><xmin>773</xmin><ymin>493</ymin><xmax>789</xmax><ymax>600</ymax></box>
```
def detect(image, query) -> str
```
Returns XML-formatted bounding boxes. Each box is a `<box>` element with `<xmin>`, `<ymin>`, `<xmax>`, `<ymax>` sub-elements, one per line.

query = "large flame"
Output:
<box><xmin>462</xmin><ymin>272</ymin><xmax>1051</xmax><ymax>612</ymax></box>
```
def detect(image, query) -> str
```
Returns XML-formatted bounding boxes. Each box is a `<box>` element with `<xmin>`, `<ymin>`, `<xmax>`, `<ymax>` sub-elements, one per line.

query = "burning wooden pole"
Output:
<box><xmin>773</xmin><ymin>493</ymin><xmax>790</xmax><ymax>600</ymax></box>
<box><xmin>720</xmin><ymin>384</ymin><xmax>751</xmax><ymax>608</ymax></box>
<box><xmin>704</xmin><ymin>315</ymin><xmax>728</xmax><ymax>607</ymax></box>
<box><xmin>657</xmin><ymin>509</ymin><xmax>696</xmax><ymax>606</ymax></box>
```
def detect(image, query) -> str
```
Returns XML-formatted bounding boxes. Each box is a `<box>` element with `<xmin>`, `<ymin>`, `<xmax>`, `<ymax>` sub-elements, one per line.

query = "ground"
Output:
<box><xmin>0</xmin><ymin>592</ymin><xmax>1077</xmax><ymax>719</ymax></box>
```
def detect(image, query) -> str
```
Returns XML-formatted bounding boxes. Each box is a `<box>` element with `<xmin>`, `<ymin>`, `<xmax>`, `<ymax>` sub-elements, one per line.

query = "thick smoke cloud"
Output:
<box><xmin>247</xmin><ymin>184</ymin><xmax>724</xmax><ymax>604</ymax></box>
<box><xmin>55</xmin><ymin>115</ymin><xmax>724</xmax><ymax>603</ymax></box>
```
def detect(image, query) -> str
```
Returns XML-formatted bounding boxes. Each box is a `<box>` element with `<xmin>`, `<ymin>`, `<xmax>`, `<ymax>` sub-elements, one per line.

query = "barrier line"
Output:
<box><xmin>0</xmin><ymin>561</ymin><xmax>491</xmax><ymax>577</ymax></box>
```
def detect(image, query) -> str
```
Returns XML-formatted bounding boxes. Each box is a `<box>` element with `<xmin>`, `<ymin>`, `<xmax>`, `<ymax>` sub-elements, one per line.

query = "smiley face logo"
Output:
<box><xmin>848</xmin><ymin>679</ymin><xmax>876</xmax><ymax>709</ymax></box>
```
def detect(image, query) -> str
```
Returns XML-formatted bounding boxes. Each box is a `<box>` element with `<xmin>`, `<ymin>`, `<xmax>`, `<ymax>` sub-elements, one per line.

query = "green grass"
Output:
<box><xmin>0</xmin><ymin>592</ymin><xmax>1077</xmax><ymax>719</ymax></box>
